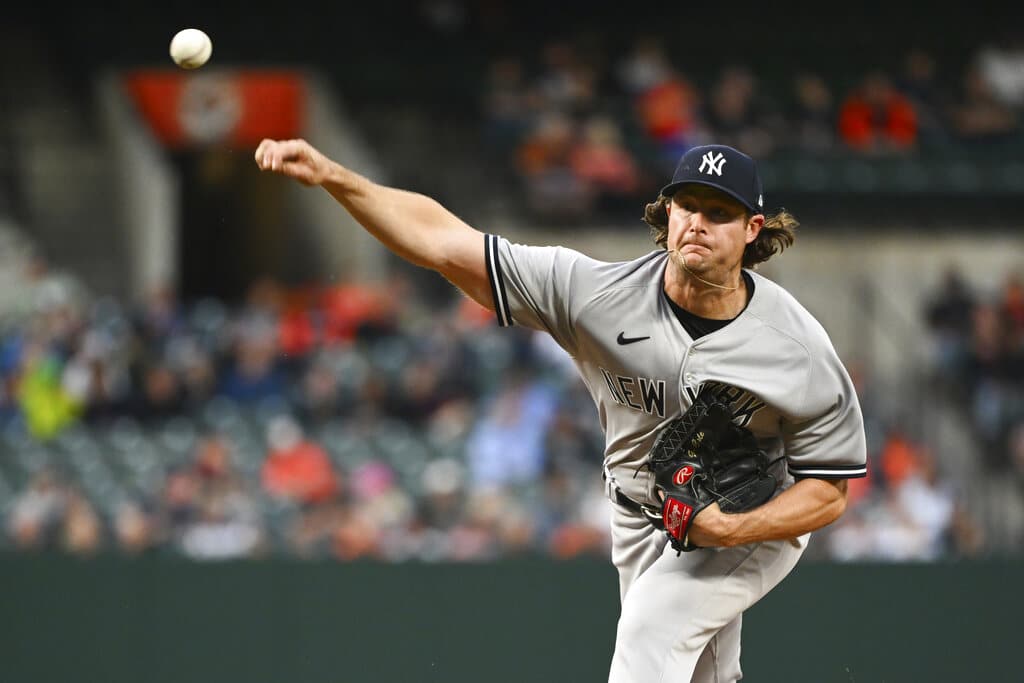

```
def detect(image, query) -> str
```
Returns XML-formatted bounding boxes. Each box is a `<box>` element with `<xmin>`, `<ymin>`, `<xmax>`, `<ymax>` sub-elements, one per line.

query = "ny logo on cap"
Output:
<box><xmin>699</xmin><ymin>151</ymin><xmax>727</xmax><ymax>176</ymax></box>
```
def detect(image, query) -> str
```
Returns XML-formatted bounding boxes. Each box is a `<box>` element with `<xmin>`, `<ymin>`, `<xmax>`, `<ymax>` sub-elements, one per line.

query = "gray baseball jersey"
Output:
<box><xmin>485</xmin><ymin>234</ymin><xmax>866</xmax><ymax>500</ymax></box>
<box><xmin>485</xmin><ymin>234</ymin><xmax>867</xmax><ymax>682</ymax></box>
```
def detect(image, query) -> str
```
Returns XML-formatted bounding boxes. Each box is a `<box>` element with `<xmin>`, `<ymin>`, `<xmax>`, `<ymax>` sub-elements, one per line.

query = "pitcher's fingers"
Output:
<box><xmin>279</xmin><ymin>161</ymin><xmax>309</xmax><ymax>180</ymax></box>
<box><xmin>270</xmin><ymin>139</ymin><xmax>307</xmax><ymax>161</ymax></box>
<box><xmin>255</xmin><ymin>139</ymin><xmax>278</xmax><ymax>169</ymax></box>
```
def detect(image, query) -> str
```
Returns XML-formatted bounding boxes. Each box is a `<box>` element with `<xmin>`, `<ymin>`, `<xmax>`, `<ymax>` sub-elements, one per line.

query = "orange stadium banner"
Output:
<box><xmin>122</xmin><ymin>69</ymin><xmax>305</xmax><ymax>148</ymax></box>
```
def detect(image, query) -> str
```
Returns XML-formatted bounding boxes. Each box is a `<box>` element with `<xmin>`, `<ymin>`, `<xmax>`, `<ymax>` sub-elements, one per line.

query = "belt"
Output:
<box><xmin>603</xmin><ymin>466</ymin><xmax>664</xmax><ymax>528</ymax></box>
<box><xmin>611</xmin><ymin>486</ymin><xmax>645</xmax><ymax>513</ymax></box>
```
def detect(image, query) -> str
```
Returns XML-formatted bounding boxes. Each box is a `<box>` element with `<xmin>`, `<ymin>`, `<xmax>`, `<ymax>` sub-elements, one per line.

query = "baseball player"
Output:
<box><xmin>255</xmin><ymin>139</ymin><xmax>867</xmax><ymax>682</ymax></box>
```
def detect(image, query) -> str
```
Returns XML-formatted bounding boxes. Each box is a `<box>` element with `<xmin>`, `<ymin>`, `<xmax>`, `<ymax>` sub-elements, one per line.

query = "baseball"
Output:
<box><xmin>169</xmin><ymin>28</ymin><xmax>212</xmax><ymax>69</ymax></box>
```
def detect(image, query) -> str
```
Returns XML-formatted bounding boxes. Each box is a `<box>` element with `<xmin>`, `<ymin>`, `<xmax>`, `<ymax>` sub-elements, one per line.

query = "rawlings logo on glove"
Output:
<box><xmin>646</xmin><ymin>382</ymin><xmax>780</xmax><ymax>553</ymax></box>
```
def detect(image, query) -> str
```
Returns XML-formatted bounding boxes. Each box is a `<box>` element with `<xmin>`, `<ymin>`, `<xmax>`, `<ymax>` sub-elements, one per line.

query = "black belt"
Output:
<box><xmin>604</xmin><ymin>471</ymin><xmax>665</xmax><ymax>529</ymax></box>
<box><xmin>612</xmin><ymin>487</ymin><xmax>645</xmax><ymax>513</ymax></box>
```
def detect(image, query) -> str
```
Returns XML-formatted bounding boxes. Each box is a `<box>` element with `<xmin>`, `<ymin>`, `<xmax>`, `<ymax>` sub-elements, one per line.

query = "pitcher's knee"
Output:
<box><xmin>613</xmin><ymin>603</ymin><xmax>705</xmax><ymax>678</ymax></box>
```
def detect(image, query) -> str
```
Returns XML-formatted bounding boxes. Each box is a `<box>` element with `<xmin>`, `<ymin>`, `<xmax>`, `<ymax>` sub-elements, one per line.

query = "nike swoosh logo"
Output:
<box><xmin>617</xmin><ymin>332</ymin><xmax>651</xmax><ymax>345</ymax></box>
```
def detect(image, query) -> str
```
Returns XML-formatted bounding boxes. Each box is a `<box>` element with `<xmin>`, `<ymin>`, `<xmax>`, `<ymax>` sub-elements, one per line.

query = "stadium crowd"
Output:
<box><xmin>0</xmin><ymin>225</ymin><xmax>992</xmax><ymax>563</ymax></box>
<box><xmin>480</xmin><ymin>32</ymin><xmax>1024</xmax><ymax>221</ymax></box>
<box><xmin>924</xmin><ymin>266</ymin><xmax>1024</xmax><ymax>478</ymax></box>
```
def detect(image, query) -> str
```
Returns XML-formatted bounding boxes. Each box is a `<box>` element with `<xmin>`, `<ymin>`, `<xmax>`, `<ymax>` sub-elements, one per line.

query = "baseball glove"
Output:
<box><xmin>646</xmin><ymin>382</ymin><xmax>779</xmax><ymax>553</ymax></box>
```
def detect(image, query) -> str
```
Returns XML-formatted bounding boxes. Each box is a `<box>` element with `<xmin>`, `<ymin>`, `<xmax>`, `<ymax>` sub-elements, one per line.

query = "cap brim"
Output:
<box><xmin>660</xmin><ymin>180</ymin><xmax>762</xmax><ymax>214</ymax></box>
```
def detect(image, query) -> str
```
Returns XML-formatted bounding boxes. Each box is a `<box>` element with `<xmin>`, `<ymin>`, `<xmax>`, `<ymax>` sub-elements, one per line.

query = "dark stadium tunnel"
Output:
<box><xmin>171</xmin><ymin>146</ymin><xmax>317</xmax><ymax>305</ymax></box>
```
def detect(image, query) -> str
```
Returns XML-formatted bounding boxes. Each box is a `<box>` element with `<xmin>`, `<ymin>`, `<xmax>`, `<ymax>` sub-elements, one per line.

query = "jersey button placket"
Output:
<box><xmin>681</xmin><ymin>344</ymin><xmax>697</xmax><ymax>393</ymax></box>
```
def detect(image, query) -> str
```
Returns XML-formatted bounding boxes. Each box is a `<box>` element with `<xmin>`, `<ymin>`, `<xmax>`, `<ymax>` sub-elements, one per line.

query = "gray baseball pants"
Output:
<box><xmin>606</xmin><ymin>500</ymin><xmax>808</xmax><ymax>682</ymax></box>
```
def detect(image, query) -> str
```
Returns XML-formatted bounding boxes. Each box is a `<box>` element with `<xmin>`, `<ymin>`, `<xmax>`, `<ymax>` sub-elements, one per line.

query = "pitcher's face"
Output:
<box><xmin>665</xmin><ymin>186</ymin><xmax>761</xmax><ymax>275</ymax></box>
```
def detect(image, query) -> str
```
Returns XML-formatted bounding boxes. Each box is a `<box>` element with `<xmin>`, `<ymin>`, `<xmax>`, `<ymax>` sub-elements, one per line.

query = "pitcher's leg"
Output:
<box><xmin>690</xmin><ymin>615</ymin><xmax>742</xmax><ymax>683</ymax></box>
<box><xmin>609</xmin><ymin>538</ymin><xmax>805</xmax><ymax>683</ymax></box>
<box><xmin>608</xmin><ymin>544</ymin><xmax>755</xmax><ymax>683</ymax></box>
<box><xmin>609</xmin><ymin>503</ymin><xmax>667</xmax><ymax>602</ymax></box>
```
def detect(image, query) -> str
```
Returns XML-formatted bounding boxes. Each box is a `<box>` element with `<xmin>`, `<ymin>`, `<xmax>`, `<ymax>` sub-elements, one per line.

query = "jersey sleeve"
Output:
<box><xmin>781</xmin><ymin>350</ymin><xmax>868</xmax><ymax>480</ymax></box>
<box><xmin>485</xmin><ymin>234</ymin><xmax>597</xmax><ymax>354</ymax></box>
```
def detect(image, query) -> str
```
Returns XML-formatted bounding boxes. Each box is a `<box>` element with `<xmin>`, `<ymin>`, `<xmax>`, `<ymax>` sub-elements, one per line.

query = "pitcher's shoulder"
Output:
<box><xmin>745</xmin><ymin>271</ymin><xmax>834</xmax><ymax>349</ymax></box>
<box><xmin>590</xmin><ymin>249</ymin><xmax>666</xmax><ymax>288</ymax></box>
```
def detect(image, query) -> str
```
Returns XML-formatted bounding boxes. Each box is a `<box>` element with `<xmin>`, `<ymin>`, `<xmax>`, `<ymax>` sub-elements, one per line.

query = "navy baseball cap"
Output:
<box><xmin>660</xmin><ymin>144</ymin><xmax>765</xmax><ymax>214</ymax></box>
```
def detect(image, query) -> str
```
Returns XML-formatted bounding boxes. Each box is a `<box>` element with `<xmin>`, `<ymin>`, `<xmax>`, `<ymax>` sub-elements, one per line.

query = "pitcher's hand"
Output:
<box><xmin>255</xmin><ymin>138</ymin><xmax>331</xmax><ymax>186</ymax></box>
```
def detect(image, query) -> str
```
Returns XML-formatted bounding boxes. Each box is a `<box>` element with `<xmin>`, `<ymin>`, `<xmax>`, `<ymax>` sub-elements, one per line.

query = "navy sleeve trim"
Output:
<box><xmin>788</xmin><ymin>463</ymin><xmax>867</xmax><ymax>479</ymax></box>
<box><xmin>485</xmin><ymin>234</ymin><xmax>512</xmax><ymax>327</ymax></box>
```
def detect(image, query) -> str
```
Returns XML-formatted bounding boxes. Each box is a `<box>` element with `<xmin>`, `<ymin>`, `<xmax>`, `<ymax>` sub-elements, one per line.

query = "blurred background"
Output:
<box><xmin>1</xmin><ymin>2</ymin><xmax>1022</xmax><ymax>681</ymax></box>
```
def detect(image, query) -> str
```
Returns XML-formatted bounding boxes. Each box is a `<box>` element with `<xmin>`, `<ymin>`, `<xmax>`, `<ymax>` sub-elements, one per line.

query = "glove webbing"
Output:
<box><xmin>649</xmin><ymin>381</ymin><xmax>733</xmax><ymax>472</ymax></box>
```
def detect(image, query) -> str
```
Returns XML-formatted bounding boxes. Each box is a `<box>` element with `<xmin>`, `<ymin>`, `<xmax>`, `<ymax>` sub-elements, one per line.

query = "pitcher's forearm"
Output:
<box><xmin>320</xmin><ymin>162</ymin><xmax>479</xmax><ymax>272</ymax></box>
<box><xmin>716</xmin><ymin>478</ymin><xmax>848</xmax><ymax>547</ymax></box>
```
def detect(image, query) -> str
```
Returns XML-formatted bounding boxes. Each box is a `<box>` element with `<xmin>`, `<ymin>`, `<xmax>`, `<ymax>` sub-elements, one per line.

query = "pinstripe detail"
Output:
<box><xmin>485</xmin><ymin>234</ymin><xmax>512</xmax><ymax>327</ymax></box>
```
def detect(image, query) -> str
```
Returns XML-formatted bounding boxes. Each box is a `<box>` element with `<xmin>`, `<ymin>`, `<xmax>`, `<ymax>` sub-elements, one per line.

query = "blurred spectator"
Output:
<box><xmin>1001</xmin><ymin>272</ymin><xmax>1024</xmax><ymax>333</ymax></box>
<box><xmin>277</xmin><ymin>286</ymin><xmax>319</xmax><ymax>358</ymax></box>
<box><xmin>974</xmin><ymin>31</ymin><xmax>1024</xmax><ymax>108</ymax></box>
<box><xmin>1008</xmin><ymin>422</ymin><xmax>1024</xmax><ymax>483</ymax></box>
<box><xmin>114</xmin><ymin>499</ymin><xmax>159</xmax><ymax>555</ymax></box>
<box><xmin>948</xmin><ymin>64</ymin><xmax>1020</xmax><ymax>145</ymax></box>
<box><xmin>924</xmin><ymin>265</ymin><xmax>976</xmax><ymax>375</ymax></box>
<box><xmin>827</xmin><ymin>447</ymin><xmax>968</xmax><ymax>562</ymax></box>
<box><xmin>129</xmin><ymin>360</ymin><xmax>186</xmax><ymax>422</ymax></box>
<box><xmin>350</xmin><ymin>460</ymin><xmax>413</xmax><ymax>533</ymax></box>
<box><xmin>320</xmin><ymin>281</ymin><xmax>399</xmax><ymax>345</ymax></box>
<box><xmin>385</xmin><ymin>355</ymin><xmax>450</xmax><ymax>423</ymax></box>
<box><xmin>193</xmin><ymin>431</ymin><xmax>234</xmax><ymax>481</ymax></box>
<box><xmin>703</xmin><ymin>66</ymin><xmax>781</xmax><ymax>159</ymax></box>
<box><xmin>543</xmin><ymin>399</ymin><xmax>602</xmax><ymax>472</ymax></box>
<box><xmin>787</xmin><ymin>72</ymin><xmax>837</xmax><ymax>154</ymax></box>
<box><xmin>465</xmin><ymin>370</ymin><xmax>558</xmax><ymax>489</ymax></box>
<box><xmin>67</xmin><ymin>326</ymin><xmax>132</xmax><ymax>422</ymax></box>
<box><xmin>165</xmin><ymin>429</ymin><xmax>267</xmax><ymax>559</ymax></box>
<box><xmin>60</xmin><ymin>488</ymin><xmax>103</xmax><ymax>556</ymax></box>
<box><xmin>895</xmin><ymin>449</ymin><xmax>957</xmax><ymax>560</ymax></box>
<box><xmin>134</xmin><ymin>284</ymin><xmax>186</xmax><ymax>351</ymax></box>
<box><xmin>20</xmin><ymin>247</ymin><xmax>88</xmax><ymax>327</ymax></box>
<box><xmin>458</xmin><ymin>488</ymin><xmax>535</xmax><ymax>560</ymax></box>
<box><xmin>515</xmin><ymin>111</ymin><xmax>593</xmax><ymax>220</ymax></box>
<box><xmin>159</xmin><ymin>466</ymin><xmax>201</xmax><ymax>543</ymax></box>
<box><xmin>15</xmin><ymin>340</ymin><xmax>82</xmax><ymax>440</ymax></box>
<box><xmin>516</xmin><ymin>110</ymin><xmax>575</xmax><ymax>178</ymax></box>
<box><xmin>290</xmin><ymin>499</ymin><xmax>344</xmax><ymax>558</ymax></box>
<box><xmin>966</xmin><ymin>301</ymin><xmax>1007</xmax><ymax>391</ymax></box>
<box><xmin>921</xmin><ymin>266</ymin><xmax>1024</xmax><ymax>479</ymax></box>
<box><xmin>633</xmin><ymin>67</ymin><xmax>704</xmax><ymax>170</ymax></box>
<box><xmin>327</xmin><ymin>502</ymin><xmax>381</xmax><ymax>561</ymax></box>
<box><xmin>616</xmin><ymin>36</ymin><xmax>674</xmax><ymax>97</ymax></box>
<box><xmin>482</xmin><ymin>56</ymin><xmax>539</xmax><ymax>154</ymax></box>
<box><xmin>536</xmin><ymin>464</ymin><xmax>608</xmax><ymax>559</ymax></box>
<box><xmin>394</xmin><ymin>456</ymin><xmax>470</xmax><ymax>561</ymax></box>
<box><xmin>179</xmin><ymin>485</ymin><xmax>265</xmax><ymax>560</ymax></box>
<box><xmin>878</xmin><ymin>423</ymin><xmax>924</xmax><ymax>489</ymax></box>
<box><xmin>261</xmin><ymin>415</ymin><xmax>339</xmax><ymax>505</ymax></box>
<box><xmin>296</xmin><ymin>352</ymin><xmax>343</xmax><ymax>424</ymax></box>
<box><xmin>838</xmin><ymin>71</ymin><xmax>918</xmax><ymax>153</ymax></box>
<box><xmin>166</xmin><ymin>336</ymin><xmax>218</xmax><ymax>409</ymax></box>
<box><xmin>536</xmin><ymin>40</ymin><xmax>597</xmax><ymax>117</ymax></box>
<box><xmin>569</xmin><ymin>115</ymin><xmax>641</xmax><ymax>215</ymax></box>
<box><xmin>964</xmin><ymin>302</ymin><xmax>1014</xmax><ymax>462</ymax></box>
<box><xmin>218</xmin><ymin>310</ymin><xmax>286</xmax><ymax>404</ymax></box>
<box><xmin>895</xmin><ymin>49</ymin><xmax>951</xmax><ymax>147</ymax></box>
<box><xmin>6</xmin><ymin>467</ymin><xmax>65</xmax><ymax>550</ymax></box>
